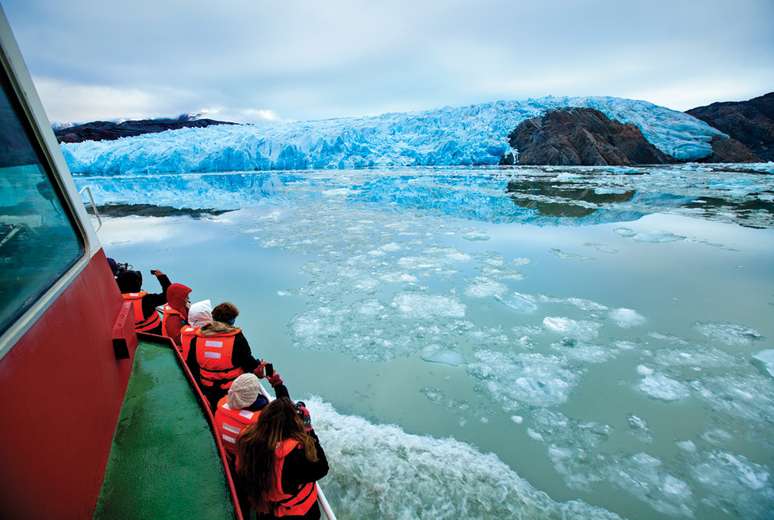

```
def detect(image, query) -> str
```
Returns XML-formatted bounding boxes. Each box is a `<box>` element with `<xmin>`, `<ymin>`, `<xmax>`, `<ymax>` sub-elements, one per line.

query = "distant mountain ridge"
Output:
<box><xmin>687</xmin><ymin>92</ymin><xmax>774</xmax><ymax>161</ymax></box>
<box><xmin>54</xmin><ymin>114</ymin><xmax>236</xmax><ymax>143</ymax></box>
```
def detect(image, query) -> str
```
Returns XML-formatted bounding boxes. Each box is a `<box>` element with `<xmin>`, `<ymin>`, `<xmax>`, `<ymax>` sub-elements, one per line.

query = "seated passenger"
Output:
<box><xmin>116</xmin><ymin>268</ymin><xmax>171</xmax><ymax>334</ymax></box>
<box><xmin>179</xmin><ymin>299</ymin><xmax>212</xmax><ymax>359</ymax></box>
<box><xmin>186</xmin><ymin>302</ymin><xmax>266</xmax><ymax>409</ymax></box>
<box><xmin>161</xmin><ymin>283</ymin><xmax>192</xmax><ymax>346</ymax></box>
<box><xmin>237</xmin><ymin>398</ymin><xmax>329</xmax><ymax>519</ymax></box>
<box><xmin>214</xmin><ymin>371</ymin><xmax>286</xmax><ymax>457</ymax></box>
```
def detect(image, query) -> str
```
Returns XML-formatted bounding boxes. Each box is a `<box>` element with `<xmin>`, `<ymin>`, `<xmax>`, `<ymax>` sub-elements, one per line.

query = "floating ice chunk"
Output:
<box><xmin>379</xmin><ymin>272</ymin><xmax>417</xmax><ymax>284</ymax></box>
<box><xmin>615</xmin><ymin>227</ymin><xmax>685</xmax><ymax>243</ymax></box>
<box><xmin>653</xmin><ymin>347</ymin><xmax>734</xmax><ymax>369</ymax></box>
<box><xmin>543</xmin><ymin>316</ymin><xmax>601</xmax><ymax>342</ymax></box>
<box><xmin>614</xmin><ymin>227</ymin><xmax>638</xmax><ymax>238</ymax></box>
<box><xmin>527</xmin><ymin>428</ymin><xmax>544</xmax><ymax>441</ymax></box>
<box><xmin>380</xmin><ymin>242</ymin><xmax>402</xmax><ymax>252</ymax></box>
<box><xmin>354</xmin><ymin>277</ymin><xmax>379</xmax><ymax>291</ymax></box>
<box><xmin>609</xmin><ymin>308</ymin><xmax>646</xmax><ymax>328</ymax></box>
<box><xmin>690</xmin><ymin>451</ymin><xmax>774</xmax><ymax>519</ymax></box>
<box><xmin>638</xmin><ymin>373</ymin><xmax>690</xmax><ymax>401</ymax></box>
<box><xmin>392</xmin><ymin>293</ymin><xmax>466</xmax><ymax>319</ymax></box>
<box><xmin>691</xmin><ymin>374</ymin><xmax>774</xmax><ymax>423</ymax></box>
<box><xmin>626</xmin><ymin>415</ymin><xmax>653</xmax><ymax>442</ymax></box>
<box><xmin>750</xmin><ymin>349</ymin><xmax>774</xmax><ymax>379</ymax></box>
<box><xmin>528</xmin><ymin>409</ymin><xmax>612</xmax><ymax>491</ymax></box>
<box><xmin>357</xmin><ymin>299</ymin><xmax>385</xmax><ymax>316</ymax></box>
<box><xmin>566</xmin><ymin>297</ymin><xmax>608</xmax><ymax>312</ymax></box>
<box><xmin>468</xmin><ymin>350</ymin><xmax>578</xmax><ymax>409</ymax></box>
<box><xmin>512</xmin><ymin>257</ymin><xmax>530</xmax><ymax>266</ymax></box>
<box><xmin>607</xmin><ymin>453</ymin><xmax>695</xmax><ymax>518</ymax></box>
<box><xmin>637</xmin><ymin>365</ymin><xmax>654</xmax><ymax>376</ymax></box>
<box><xmin>676</xmin><ymin>440</ymin><xmax>696</xmax><ymax>453</ymax></box>
<box><xmin>510</xmin><ymin>415</ymin><xmax>524</xmax><ymax>424</ymax></box>
<box><xmin>462</xmin><ymin>230</ymin><xmax>490</xmax><ymax>241</ymax></box>
<box><xmin>550</xmin><ymin>248</ymin><xmax>593</xmax><ymax>261</ymax></box>
<box><xmin>553</xmin><ymin>342</ymin><xmax>612</xmax><ymax>364</ymax></box>
<box><xmin>465</xmin><ymin>277</ymin><xmax>508</xmax><ymax>298</ymax></box>
<box><xmin>701</xmin><ymin>429</ymin><xmax>732</xmax><ymax>445</ymax></box>
<box><xmin>305</xmin><ymin>397</ymin><xmax>623</xmax><ymax>520</ymax></box>
<box><xmin>420</xmin><ymin>344</ymin><xmax>465</xmax><ymax>367</ymax></box>
<box><xmin>498</xmin><ymin>292</ymin><xmax>538</xmax><ymax>313</ymax></box>
<box><xmin>695</xmin><ymin>322</ymin><xmax>762</xmax><ymax>346</ymax></box>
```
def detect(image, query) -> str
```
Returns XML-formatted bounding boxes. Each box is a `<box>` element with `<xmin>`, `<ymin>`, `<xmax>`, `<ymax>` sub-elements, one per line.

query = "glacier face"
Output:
<box><xmin>62</xmin><ymin>96</ymin><xmax>725</xmax><ymax>174</ymax></box>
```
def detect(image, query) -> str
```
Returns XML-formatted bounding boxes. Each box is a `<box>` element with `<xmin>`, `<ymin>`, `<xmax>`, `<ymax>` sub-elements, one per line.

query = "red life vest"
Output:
<box><xmin>161</xmin><ymin>304</ymin><xmax>185</xmax><ymax>338</ymax></box>
<box><xmin>122</xmin><ymin>292</ymin><xmax>161</xmax><ymax>332</ymax></box>
<box><xmin>195</xmin><ymin>329</ymin><xmax>243</xmax><ymax>389</ymax></box>
<box><xmin>213</xmin><ymin>396</ymin><xmax>261</xmax><ymax>456</ymax></box>
<box><xmin>266</xmin><ymin>439</ymin><xmax>318</xmax><ymax>517</ymax></box>
<box><xmin>179</xmin><ymin>325</ymin><xmax>197</xmax><ymax>359</ymax></box>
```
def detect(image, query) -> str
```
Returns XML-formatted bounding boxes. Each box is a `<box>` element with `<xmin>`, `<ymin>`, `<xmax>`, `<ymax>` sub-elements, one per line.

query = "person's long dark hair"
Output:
<box><xmin>236</xmin><ymin>397</ymin><xmax>318</xmax><ymax>504</ymax></box>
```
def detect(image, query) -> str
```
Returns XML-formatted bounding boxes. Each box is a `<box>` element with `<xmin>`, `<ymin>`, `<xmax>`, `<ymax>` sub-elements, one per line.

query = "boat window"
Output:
<box><xmin>0</xmin><ymin>73</ymin><xmax>84</xmax><ymax>336</ymax></box>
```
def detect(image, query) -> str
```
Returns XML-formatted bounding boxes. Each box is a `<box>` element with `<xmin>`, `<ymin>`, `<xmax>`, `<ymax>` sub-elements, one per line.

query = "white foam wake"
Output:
<box><xmin>306</xmin><ymin>397</ymin><xmax>621</xmax><ymax>519</ymax></box>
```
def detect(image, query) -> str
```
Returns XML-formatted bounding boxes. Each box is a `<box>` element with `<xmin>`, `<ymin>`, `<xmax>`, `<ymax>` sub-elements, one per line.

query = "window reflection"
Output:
<box><xmin>0</xmin><ymin>74</ymin><xmax>84</xmax><ymax>335</ymax></box>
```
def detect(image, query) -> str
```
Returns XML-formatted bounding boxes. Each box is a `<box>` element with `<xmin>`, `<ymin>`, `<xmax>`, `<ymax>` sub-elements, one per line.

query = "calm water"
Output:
<box><xmin>87</xmin><ymin>165</ymin><xmax>774</xmax><ymax>519</ymax></box>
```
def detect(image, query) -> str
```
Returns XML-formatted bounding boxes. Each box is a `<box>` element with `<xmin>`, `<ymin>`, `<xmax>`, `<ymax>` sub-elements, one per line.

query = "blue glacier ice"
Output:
<box><xmin>62</xmin><ymin>96</ymin><xmax>726</xmax><ymax>174</ymax></box>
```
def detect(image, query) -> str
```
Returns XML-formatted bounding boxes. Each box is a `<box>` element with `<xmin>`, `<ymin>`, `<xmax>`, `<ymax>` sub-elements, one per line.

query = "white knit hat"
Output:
<box><xmin>227</xmin><ymin>373</ymin><xmax>261</xmax><ymax>409</ymax></box>
<box><xmin>188</xmin><ymin>299</ymin><xmax>212</xmax><ymax>328</ymax></box>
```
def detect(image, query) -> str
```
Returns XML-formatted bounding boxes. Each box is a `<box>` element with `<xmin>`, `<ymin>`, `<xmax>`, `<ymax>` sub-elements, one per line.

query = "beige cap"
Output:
<box><xmin>227</xmin><ymin>373</ymin><xmax>261</xmax><ymax>409</ymax></box>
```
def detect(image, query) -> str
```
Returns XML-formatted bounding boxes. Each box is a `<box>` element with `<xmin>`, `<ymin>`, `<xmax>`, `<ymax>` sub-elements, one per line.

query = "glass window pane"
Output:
<box><xmin>0</xmin><ymin>73</ymin><xmax>84</xmax><ymax>335</ymax></box>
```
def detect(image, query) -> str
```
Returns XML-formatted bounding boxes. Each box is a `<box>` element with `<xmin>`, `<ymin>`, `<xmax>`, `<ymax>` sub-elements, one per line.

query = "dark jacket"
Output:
<box><xmin>140</xmin><ymin>274</ymin><xmax>171</xmax><ymax>320</ymax></box>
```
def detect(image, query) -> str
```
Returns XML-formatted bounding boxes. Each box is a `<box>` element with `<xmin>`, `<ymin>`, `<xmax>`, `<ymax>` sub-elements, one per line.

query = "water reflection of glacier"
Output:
<box><xmin>75</xmin><ymin>164</ymin><xmax>774</xmax><ymax>228</ymax></box>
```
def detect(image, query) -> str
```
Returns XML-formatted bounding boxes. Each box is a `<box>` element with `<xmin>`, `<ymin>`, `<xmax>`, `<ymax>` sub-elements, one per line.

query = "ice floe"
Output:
<box><xmin>695</xmin><ymin>322</ymin><xmax>762</xmax><ymax>346</ymax></box>
<box><xmin>420</xmin><ymin>344</ymin><xmax>465</xmax><ymax>367</ymax></box>
<box><xmin>638</xmin><ymin>373</ymin><xmax>691</xmax><ymax>401</ymax></box>
<box><xmin>607</xmin><ymin>453</ymin><xmax>695</xmax><ymax>518</ymax></box>
<box><xmin>752</xmin><ymin>349</ymin><xmax>774</xmax><ymax>378</ymax></box>
<box><xmin>467</xmin><ymin>350</ymin><xmax>578</xmax><ymax>409</ymax></box>
<box><xmin>543</xmin><ymin>316</ymin><xmax>601</xmax><ymax>342</ymax></box>
<box><xmin>392</xmin><ymin>293</ymin><xmax>466</xmax><ymax>319</ymax></box>
<box><xmin>689</xmin><ymin>451</ymin><xmax>774</xmax><ymax>519</ymax></box>
<box><xmin>608</xmin><ymin>307</ymin><xmax>646</xmax><ymax>328</ymax></box>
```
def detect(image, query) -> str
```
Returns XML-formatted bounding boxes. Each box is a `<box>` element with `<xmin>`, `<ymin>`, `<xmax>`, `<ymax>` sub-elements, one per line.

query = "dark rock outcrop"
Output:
<box><xmin>700</xmin><ymin>136</ymin><xmax>760</xmax><ymax>163</ymax></box>
<box><xmin>55</xmin><ymin>114</ymin><xmax>235</xmax><ymax>143</ymax></box>
<box><xmin>503</xmin><ymin>108</ymin><xmax>671</xmax><ymax>166</ymax></box>
<box><xmin>687</xmin><ymin>92</ymin><xmax>773</xmax><ymax>161</ymax></box>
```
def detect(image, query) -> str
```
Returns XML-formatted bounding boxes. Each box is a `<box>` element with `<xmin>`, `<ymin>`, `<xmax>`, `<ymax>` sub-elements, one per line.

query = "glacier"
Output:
<box><xmin>61</xmin><ymin>96</ymin><xmax>726</xmax><ymax>174</ymax></box>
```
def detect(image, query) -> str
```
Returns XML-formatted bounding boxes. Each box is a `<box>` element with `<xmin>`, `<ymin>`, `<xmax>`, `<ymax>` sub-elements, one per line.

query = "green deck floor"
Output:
<box><xmin>94</xmin><ymin>341</ymin><xmax>235</xmax><ymax>520</ymax></box>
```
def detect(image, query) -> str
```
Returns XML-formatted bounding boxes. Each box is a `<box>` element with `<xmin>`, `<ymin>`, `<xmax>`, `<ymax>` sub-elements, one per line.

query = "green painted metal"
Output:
<box><xmin>94</xmin><ymin>341</ymin><xmax>234</xmax><ymax>520</ymax></box>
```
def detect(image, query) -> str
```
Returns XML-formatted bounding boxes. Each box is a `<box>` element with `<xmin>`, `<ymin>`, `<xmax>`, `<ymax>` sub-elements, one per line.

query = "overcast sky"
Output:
<box><xmin>3</xmin><ymin>0</ymin><xmax>773</xmax><ymax>124</ymax></box>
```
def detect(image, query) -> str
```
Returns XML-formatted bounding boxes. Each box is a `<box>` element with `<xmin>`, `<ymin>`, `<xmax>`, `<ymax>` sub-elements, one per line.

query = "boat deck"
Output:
<box><xmin>94</xmin><ymin>340</ymin><xmax>235</xmax><ymax>519</ymax></box>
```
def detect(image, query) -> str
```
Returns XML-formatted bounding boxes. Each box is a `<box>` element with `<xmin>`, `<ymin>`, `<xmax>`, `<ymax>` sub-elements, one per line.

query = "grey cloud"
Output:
<box><xmin>4</xmin><ymin>0</ymin><xmax>773</xmax><ymax>123</ymax></box>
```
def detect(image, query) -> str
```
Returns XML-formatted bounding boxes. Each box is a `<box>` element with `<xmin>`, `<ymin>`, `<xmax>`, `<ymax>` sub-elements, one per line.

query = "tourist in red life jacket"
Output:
<box><xmin>116</xmin><ymin>268</ymin><xmax>171</xmax><ymax>334</ymax></box>
<box><xmin>179</xmin><ymin>299</ymin><xmax>212</xmax><ymax>359</ymax></box>
<box><xmin>214</xmin><ymin>371</ymin><xmax>287</xmax><ymax>458</ymax></box>
<box><xmin>237</xmin><ymin>398</ymin><xmax>328</xmax><ymax>519</ymax></box>
<box><xmin>160</xmin><ymin>283</ymin><xmax>191</xmax><ymax>346</ymax></box>
<box><xmin>186</xmin><ymin>302</ymin><xmax>267</xmax><ymax>409</ymax></box>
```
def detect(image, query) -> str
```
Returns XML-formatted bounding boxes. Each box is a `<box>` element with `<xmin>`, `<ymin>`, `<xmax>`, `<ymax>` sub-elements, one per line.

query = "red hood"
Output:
<box><xmin>167</xmin><ymin>283</ymin><xmax>192</xmax><ymax>315</ymax></box>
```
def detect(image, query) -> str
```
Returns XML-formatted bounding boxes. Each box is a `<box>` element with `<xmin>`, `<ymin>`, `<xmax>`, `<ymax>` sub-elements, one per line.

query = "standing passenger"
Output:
<box><xmin>117</xmin><ymin>268</ymin><xmax>170</xmax><ymax>334</ymax></box>
<box><xmin>237</xmin><ymin>398</ymin><xmax>329</xmax><ymax>519</ymax></box>
<box><xmin>161</xmin><ymin>283</ymin><xmax>192</xmax><ymax>346</ymax></box>
<box><xmin>186</xmin><ymin>302</ymin><xmax>266</xmax><ymax>409</ymax></box>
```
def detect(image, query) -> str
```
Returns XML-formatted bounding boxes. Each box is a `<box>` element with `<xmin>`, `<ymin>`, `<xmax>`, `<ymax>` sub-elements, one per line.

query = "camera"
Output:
<box><xmin>265</xmin><ymin>363</ymin><xmax>274</xmax><ymax>377</ymax></box>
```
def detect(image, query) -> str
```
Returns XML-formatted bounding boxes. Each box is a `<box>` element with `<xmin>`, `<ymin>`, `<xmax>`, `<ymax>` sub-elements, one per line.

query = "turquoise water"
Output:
<box><xmin>90</xmin><ymin>166</ymin><xmax>774</xmax><ymax>519</ymax></box>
